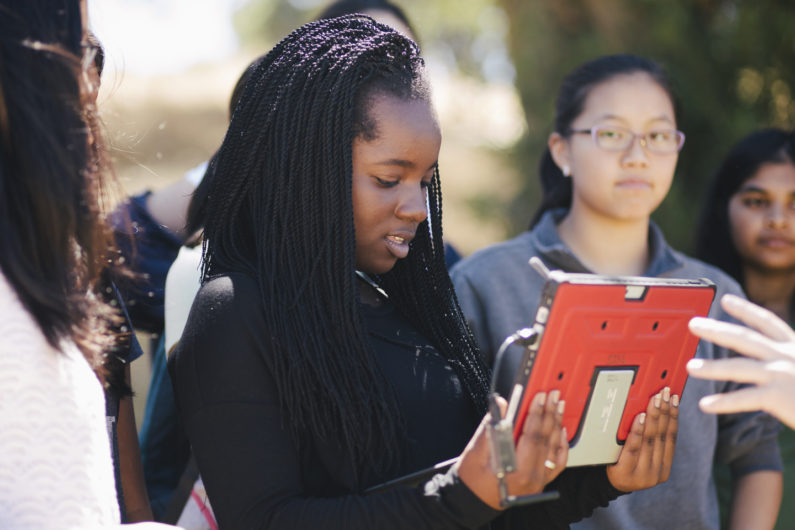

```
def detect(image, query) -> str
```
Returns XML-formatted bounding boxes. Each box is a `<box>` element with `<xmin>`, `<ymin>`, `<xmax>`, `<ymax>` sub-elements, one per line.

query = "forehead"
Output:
<box><xmin>358</xmin><ymin>94</ymin><xmax>440</xmax><ymax>148</ymax></box>
<box><xmin>577</xmin><ymin>72</ymin><xmax>676</xmax><ymax>126</ymax></box>
<box><xmin>740</xmin><ymin>163</ymin><xmax>795</xmax><ymax>192</ymax></box>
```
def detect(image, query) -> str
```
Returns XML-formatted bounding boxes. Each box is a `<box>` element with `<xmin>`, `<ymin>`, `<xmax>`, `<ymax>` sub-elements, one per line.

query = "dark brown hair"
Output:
<box><xmin>0</xmin><ymin>0</ymin><xmax>121</xmax><ymax>380</ymax></box>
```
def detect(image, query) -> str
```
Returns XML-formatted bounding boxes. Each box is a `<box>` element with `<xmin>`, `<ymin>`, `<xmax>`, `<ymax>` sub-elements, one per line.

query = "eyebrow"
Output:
<box><xmin>738</xmin><ymin>185</ymin><xmax>795</xmax><ymax>196</ymax></box>
<box><xmin>373</xmin><ymin>159</ymin><xmax>438</xmax><ymax>172</ymax></box>
<box><xmin>594</xmin><ymin>113</ymin><xmax>675</xmax><ymax>125</ymax></box>
<box><xmin>737</xmin><ymin>185</ymin><xmax>767</xmax><ymax>194</ymax></box>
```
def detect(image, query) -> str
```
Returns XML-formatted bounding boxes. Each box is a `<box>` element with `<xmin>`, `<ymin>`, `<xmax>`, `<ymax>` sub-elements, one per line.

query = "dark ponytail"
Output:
<box><xmin>530</xmin><ymin>149</ymin><xmax>573</xmax><ymax>227</ymax></box>
<box><xmin>531</xmin><ymin>54</ymin><xmax>679</xmax><ymax>227</ymax></box>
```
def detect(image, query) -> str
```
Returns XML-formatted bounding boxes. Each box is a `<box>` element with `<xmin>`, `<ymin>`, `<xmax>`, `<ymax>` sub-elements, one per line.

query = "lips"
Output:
<box><xmin>384</xmin><ymin>230</ymin><xmax>415</xmax><ymax>259</ymax></box>
<box><xmin>615</xmin><ymin>178</ymin><xmax>652</xmax><ymax>189</ymax></box>
<box><xmin>757</xmin><ymin>235</ymin><xmax>795</xmax><ymax>248</ymax></box>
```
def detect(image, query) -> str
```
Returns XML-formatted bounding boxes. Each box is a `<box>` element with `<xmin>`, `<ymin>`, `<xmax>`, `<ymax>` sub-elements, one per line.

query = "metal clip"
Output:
<box><xmin>487</xmin><ymin>393</ymin><xmax>561</xmax><ymax>508</ymax></box>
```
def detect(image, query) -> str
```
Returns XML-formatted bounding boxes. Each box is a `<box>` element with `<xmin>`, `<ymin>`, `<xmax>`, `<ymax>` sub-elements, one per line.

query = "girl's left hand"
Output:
<box><xmin>457</xmin><ymin>392</ymin><xmax>568</xmax><ymax>510</ymax></box>
<box><xmin>606</xmin><ymin>387</ymin><xmax>678</xmax><ymax>492</ymax></box>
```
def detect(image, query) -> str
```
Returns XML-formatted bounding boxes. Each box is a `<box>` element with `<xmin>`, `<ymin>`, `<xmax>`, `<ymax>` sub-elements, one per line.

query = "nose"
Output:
<box><xmin>766</xmin><ymin>202</ymin><xmax>789</xmax><ymax>229</ymax></box>
<box><xmin>395</xmin><ymin>184</ymin><xmax>428</xmax><ymax>224</ymax></box>
<box><xmin>621</xmin><ymin>135</ymin><xmax>650</xmax><ymax>168</ymax></box>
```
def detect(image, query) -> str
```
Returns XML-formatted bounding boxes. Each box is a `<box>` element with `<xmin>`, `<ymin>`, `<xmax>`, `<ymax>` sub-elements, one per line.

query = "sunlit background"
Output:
<box><xmin>88</xmin><ymin>0</ymin><xmax>795</xmax><ymax>426</ymax></box>
<box><xmin>90</xmin><ymin>0</ymin><xmax>527</xmax><ymax>262</ymax></box>
<box><xmin>89</xmin><ymin>0</ymin><xmax>795</xmax><ymax>259</ymax></box>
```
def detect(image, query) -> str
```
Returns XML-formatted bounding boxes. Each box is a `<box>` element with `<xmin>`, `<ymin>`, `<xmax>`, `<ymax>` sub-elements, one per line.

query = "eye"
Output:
<box><xmin>648</xmin><ymin>130</ymin><xmax>673</xmax><ymax>142</ymax></box>
<box><xmin>597</xmin><ymin>127</ymin><xmax>625</xmax><ymax>140</ymax></box>
<box><xmin>741</xmin><ymin>196</ymin><xmax>769</xmax><ymax>209</ymax></box>
<box><xmin>374</xmin><ymin>176</ymin><xmax>399</xmax><ymax>188</ymax></box>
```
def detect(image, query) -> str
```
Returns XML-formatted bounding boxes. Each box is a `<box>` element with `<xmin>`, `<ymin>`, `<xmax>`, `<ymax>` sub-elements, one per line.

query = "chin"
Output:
<box><xmin>609</xmin><ymin>207</ymin><xmax>655</xmax><ymax>223</ymax></box>
<box><xmin>758</xmin><ymin>258</ymin><xmax>795</xmax><ymax>271</ymax></box>
<box><xmin>362</xmin><ymin>260</ymin><xmax>398</xmax><ymax>276</ymax></box>
<box><xmin>748</xmin><ymin>253</ymin><xmax>795</xmax><ymax>272</ymax></box>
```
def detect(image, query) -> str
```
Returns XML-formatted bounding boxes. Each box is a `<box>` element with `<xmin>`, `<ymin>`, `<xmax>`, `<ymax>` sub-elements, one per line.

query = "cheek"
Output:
<box><xmin>659</xmin><ymin>158</ymin><xmax>677</xmax><ymax>184</ymax></box>
<box><xmin>351</xmin><ymin>183</ymin><xmax>394</xmax><ymax>243</ymax></box>
<box><xmin>728</xmin><ymin>204</ymin><xmax>759</xmax><ymax>255</ymax></box>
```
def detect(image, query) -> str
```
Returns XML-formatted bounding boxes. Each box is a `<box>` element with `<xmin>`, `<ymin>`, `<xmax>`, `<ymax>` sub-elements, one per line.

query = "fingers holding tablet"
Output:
<box><xmin>521</xmin><ymin>390</ymin><xmax>568</xmax><ymax>485</ymax></box>
<box><xmin>512</xmin><ymin>390</ymin><xmax>566</xmax><ymax>492</ymax></box>
<box><xmin>606</xmin><ymin>388</ymin><xmax>679</xmax><ymax>492</ymax></box>
<box><xmin>457</xmin><ymin>391</ymin><xmax>567</xmax><ymax>510</ymax></box>
<box><xmin>661</xmin><ymin>393</ymin><xmax>680</xmax><ymax>482</ymax></box>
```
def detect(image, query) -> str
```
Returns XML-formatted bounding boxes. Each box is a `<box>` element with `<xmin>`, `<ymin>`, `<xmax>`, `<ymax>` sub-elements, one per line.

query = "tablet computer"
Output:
<box><xmin>506</xmin><ymin>258</ymin><xmax>715</xmax><ymax>467</ymax></box>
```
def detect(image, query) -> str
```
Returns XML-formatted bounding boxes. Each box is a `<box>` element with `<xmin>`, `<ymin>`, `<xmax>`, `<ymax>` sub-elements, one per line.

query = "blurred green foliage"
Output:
<box><xmin>497</xmin><ymin>0</ymin><xmax>795</xmax><ymax>252</ymax></box>
<box><xmin>233</xmin><ymin>0</ymin><xmax>795</xmax><ymax>253</ymax></box>
<box><xmin>233</xmin><ymin>0</ymin><xmax>499</xmax><ymax>77</ymax></box>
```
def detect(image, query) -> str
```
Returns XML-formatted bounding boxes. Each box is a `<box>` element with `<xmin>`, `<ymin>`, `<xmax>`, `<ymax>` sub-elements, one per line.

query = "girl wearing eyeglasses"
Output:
<box><xmin>451</xmin><ymin>54</ymin><xmax>783</xmax><ymax>529</ymax></box>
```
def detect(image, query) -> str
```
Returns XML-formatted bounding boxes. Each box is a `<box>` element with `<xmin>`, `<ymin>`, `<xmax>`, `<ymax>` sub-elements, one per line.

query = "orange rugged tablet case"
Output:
<box><xmin>507</xmin><ymin>259</ymin><xmax>715</xmax><ymax>467</ymax></box>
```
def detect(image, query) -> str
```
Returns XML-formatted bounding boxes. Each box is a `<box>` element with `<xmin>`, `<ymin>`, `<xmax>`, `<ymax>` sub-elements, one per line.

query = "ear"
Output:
<box><xmin>548</xmin><ymin>133</ymin><xmax>571</xmax><ymax>177</ymax></box>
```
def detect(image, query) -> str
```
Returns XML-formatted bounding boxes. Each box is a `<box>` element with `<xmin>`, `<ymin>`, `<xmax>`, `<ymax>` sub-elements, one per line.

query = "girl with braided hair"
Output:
<box><xmin>169</xmin><ymin>17</ymin><xmax>672</xmax><ymax>529</ymax></box>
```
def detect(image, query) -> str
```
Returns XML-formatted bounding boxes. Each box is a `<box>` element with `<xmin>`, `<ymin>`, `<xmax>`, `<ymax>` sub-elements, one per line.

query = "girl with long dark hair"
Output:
<box><xmin>695</xmin><ymin>128</ymin><xmax>795</xmax><ymax>529</ymax></box>
<box><xmin>451</xmin><ymin>54</ymin><xmax>783</xmax><ymax>529</ymax></box>
<box><xmin>696</xmin><ymin>129</ymin><xmax>795</xmax><ymax>323</ymax></box>
<box><xmin>169</xmin><ymin>18</ymin><xmax>674</xmax><ymax>530</ymax></box>
<box><xmin>0</xmin><ymin>1</ymin><xmax>172</xmax><ymax>528</ymax></box>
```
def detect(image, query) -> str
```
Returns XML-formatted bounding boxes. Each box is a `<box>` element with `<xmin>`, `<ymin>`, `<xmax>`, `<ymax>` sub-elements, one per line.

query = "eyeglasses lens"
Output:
<box><xmin>594</xmin><ymin>127</ymin><xmax>682</xmax><ymax>153</ymax></box>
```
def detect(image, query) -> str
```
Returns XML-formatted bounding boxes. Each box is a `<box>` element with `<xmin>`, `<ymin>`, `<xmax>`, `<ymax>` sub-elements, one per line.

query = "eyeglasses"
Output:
<box><xmin>570</xmin><ymin>125</ymin><xmax>685</xmax><ymax>154</ymax></box>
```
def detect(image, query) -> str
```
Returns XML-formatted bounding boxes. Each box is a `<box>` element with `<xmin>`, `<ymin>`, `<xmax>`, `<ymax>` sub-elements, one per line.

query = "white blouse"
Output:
<box><xmin>0</xmin><ymin>271</ymin><xmax>120</xmax><ymax>529</ymax></box>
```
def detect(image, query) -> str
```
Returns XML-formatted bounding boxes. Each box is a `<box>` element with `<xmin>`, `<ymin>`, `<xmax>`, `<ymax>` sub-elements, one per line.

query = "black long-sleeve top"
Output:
<box><xmin>169</xmin><ymin>272</ymin><xmax>623</xmax><ymax>529</ymax></box>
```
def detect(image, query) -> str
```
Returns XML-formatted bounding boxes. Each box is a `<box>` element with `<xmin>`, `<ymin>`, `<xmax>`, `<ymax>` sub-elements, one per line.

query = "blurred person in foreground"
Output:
<box><xmin>0</xmin><ymin>0</ymin><xmax>176</xmax><ymax>528</ymax></box>
<box><xmin>688</xmin><ymin>295</ymin><xmax>795</xmax><ymax>528</ymax></box>
<box><xmin>688</xmin><ymin>294</ymin><xmax>795</xmax><ymax>431</ymax></box>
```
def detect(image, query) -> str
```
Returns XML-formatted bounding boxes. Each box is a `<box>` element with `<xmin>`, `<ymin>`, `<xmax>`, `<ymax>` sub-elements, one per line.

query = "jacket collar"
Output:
<box><xmin>528</xmin><ymin>209</ymin><xmax>684</xmax><ymax>277</ymax></box>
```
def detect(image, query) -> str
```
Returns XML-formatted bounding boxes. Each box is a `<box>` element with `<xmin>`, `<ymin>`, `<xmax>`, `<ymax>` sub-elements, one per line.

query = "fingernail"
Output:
<box><xmin>549</xmin><ymin>390</ymin><xmax>560</xmax><ymax>404</ymax></box>
<box><xmin>562</xmin><ymin>426</ymin><xmax>568</xmax><ymax>441</ymax></box>
<box><xmin>700</xmin><ymin>395</ymin><xmax>718</xmax><ymax>408</ymax></box>
<box><xmin>654</xmin><ymin>393</ymin><xmax>662</xmax><ymax>408</ymax></box>
<box><xmin>687</xmin><ymin>358</ymin><xmax>704</xmax><ymax>370</ymax></box>
<box><xmin>672</xmin><ymin>395</ymin><xmax>679</xmax><ymax>407</ymax></box>
<box><xmin>639</xmin><ymin>413</ymin><xmax>646</xmax><ymax>425</ymax></box>
<box><xmin>663</xmin><ymin>387</ymin><xmax>670</xmax><ymax>403</ymax></box>
<box><xmin>722</xmin><ymin>293</ymin><xmax>742</xmax><ymax>307</ymax></box>
<box><xmin>558</xmin><ymin>400</ymin><xmax>566</xmax><ymax>415</ymax></box>
<box><xmin>537</xmin><ymin>392</ymin><xmax>547</xmax><ymax>406</ymax></box>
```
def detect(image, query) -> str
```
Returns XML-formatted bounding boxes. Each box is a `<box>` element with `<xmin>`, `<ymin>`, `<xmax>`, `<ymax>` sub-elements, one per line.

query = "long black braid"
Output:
<box><xmin>379</xmin><ymin>168</ymin><xmax>492</xmax><ymax>415</ymax></box>
<box><xmin>201</xmin><ymin>15</ymin><xmax>491</xmax><ymax>476</ymax></box>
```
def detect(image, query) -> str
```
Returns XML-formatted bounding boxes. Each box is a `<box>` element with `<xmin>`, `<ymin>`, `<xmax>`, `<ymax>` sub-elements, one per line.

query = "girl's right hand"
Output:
<box><xmin>606</xmin><ymin>387</ymin><xmax>679</xmax><ymax>492</ymax></box>
<box><xmin>456</xmin><ymin>391</ymin><xmax>568</xmax><ymax>510</ymax></box>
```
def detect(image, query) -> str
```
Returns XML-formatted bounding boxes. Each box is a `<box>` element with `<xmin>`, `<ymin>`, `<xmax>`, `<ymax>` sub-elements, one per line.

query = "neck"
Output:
<box><xmin>743</xmin><ymin>266</ymin><xmax>795</xmax><ymax>322</ymax></box>
<box><xmin>557</xmin><ymin>208</ymin><xmax>650</xmax><ymax>276</ymax></box>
